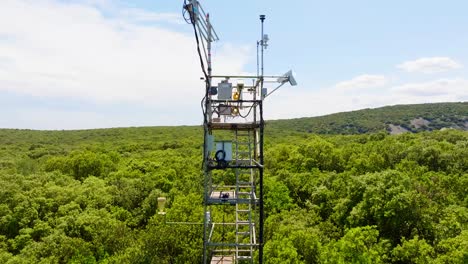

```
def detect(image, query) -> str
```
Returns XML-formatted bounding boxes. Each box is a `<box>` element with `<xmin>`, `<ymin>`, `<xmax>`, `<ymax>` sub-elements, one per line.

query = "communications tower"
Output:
<box><xmin>183</xmin><ymin>1</ymin><xmax>297</xmax><ymax>263</ymax></box>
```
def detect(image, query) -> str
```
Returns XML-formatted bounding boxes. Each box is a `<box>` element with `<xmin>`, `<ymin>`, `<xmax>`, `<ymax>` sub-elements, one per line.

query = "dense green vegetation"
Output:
<box><xmin>264</xmin><ymin>130</ymin><xmax>468</xmax><ymax>263</ymax></box>
<box><xmin>268</xmin><ymin>102</ymin><xmax>468</xmax><ymax>134</ymax></box>
<box><xmin>0</xmin><ymin>119</ymin><xmax>467</xmax><ymax>263</ymax></box>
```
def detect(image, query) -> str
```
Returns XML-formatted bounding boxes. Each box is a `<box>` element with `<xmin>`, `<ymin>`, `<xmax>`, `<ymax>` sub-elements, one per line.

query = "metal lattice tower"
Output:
<box><xmin>183</xmin><ymin>1</ymin><xmax>296</xmax><ymax>263</ymax></box>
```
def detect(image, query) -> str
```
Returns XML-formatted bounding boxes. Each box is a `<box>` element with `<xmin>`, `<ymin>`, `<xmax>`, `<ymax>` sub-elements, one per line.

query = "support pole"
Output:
<box><xmin>259</xmin><ymin>100</ymin><xmax>264</xmax><ymax>264</ymax></box>
<box><xmin>259</xmin><ymin>15</ymin><xmax>266</xmax><ymax>264</ymax></box>
<box><xmin>260</xmin><ymin>15</ymin><xmax>265</xmax><ymax>79</ymax></box>
<box><xmin>203</xmin><ymin>11</ymin><xmax>212</xmax><ymax>264</ymax></box>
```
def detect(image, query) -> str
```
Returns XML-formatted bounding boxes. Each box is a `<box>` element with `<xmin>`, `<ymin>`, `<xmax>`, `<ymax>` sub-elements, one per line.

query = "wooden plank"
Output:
<box><xmin>211</xmin><ymin>255</ymin><xmax>234</xmax><ymax>264</ymax></box>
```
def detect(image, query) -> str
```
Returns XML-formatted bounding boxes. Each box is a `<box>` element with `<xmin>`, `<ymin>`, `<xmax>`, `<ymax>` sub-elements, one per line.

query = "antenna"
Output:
<box><xmin>183</xmin><ymin>0</ymin><xmax>219</xmax><ymax>81</ymax></box>
<box><xmin>260</xmin><ymin>15</ymin><xmax>266</xmax><ymax>78</ymax></box>
<box><xmin>184</xmin><ymin>0</ymin><xmax>219</xmax><ymax>43</ymax></box>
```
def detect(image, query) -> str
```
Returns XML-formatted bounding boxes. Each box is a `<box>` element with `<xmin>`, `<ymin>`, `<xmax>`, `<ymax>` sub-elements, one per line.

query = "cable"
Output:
<box><xmin>184</xmin><ymin>0</ymin><xmax>212</xmax><ymax>169</ymax></box>
<box><xmin>183</xmin><ymin>1</ymin><xmax>209</xmax><ymax>102</ymax></box>
<box><xmin>184</xmin><ymin>2</ymin><xmax>209</xmax><ymax>81</ymax></box>
<box><xmin>189</xmin><ymin>3</ymin><xmax>210</xmax><ymax>130</ymax></box>
<box><xmin>238</xmin><ymin>102</ymin><xmax>257</xmax><ymax>119</ymax></box>
<box><xmin>215</xmin><ymin>150</ymin><xmax>226</xmax><ymax>162</ymax></box>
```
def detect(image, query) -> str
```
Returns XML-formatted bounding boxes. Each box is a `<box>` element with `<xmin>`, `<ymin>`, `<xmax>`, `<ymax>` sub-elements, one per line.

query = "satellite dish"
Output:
<box><xmin>278</xmin><ymin>70</ymin><xmax>298</xmax><ymax>86</ymax></box>
<box><xmin>285</xmin><ymin>70</ymin><xmax>297</xmax><ymax>86</ymax></box>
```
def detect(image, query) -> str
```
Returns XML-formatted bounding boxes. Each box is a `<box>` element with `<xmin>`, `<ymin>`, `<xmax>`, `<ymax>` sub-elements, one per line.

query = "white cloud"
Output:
<box><xmin>391</xmin><ymin>79</ymin><xmax>468</xmax><ymax>98</ymax></box>
<box><xmin>334</xmin><ymin>74</ymin><xmax>387</xmax><ymax>90</ymax></box>
<box><xmin>0</xmin><ymin>106</ymin><xmax>188</xmax><ymax>130</ymax></box>
<box><xmin>0</xmin><ymin>0</ymin><xmax>250</xmax><ymax>106</ymax></box>
<box><xmin>0</xmin><ymin>108</ymin><xmax>113</xmax><ymax>130</ymax></box>
<box><xmin>397</xmin><ymin>57</ymin><xmax>462</xmax><ymax>74</ymax></box>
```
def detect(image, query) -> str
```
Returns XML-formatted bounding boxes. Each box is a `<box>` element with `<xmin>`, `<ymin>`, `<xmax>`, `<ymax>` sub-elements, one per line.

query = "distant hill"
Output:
<box><xmin>267</xmin><ymin>102</ymin><xmax>468</xmax><ymax>134</ymax></box>
<box><xmin>1</xmin><ymin>103</ymin><xmax>466</xmax><ymax>136</ymax></box>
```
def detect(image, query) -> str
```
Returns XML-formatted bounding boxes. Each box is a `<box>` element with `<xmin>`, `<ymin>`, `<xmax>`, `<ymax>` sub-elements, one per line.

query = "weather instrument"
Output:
<box><xmin>182</xmin><ymin>1</ymin><xmax>297</xmax><ymax>263</ymax></box>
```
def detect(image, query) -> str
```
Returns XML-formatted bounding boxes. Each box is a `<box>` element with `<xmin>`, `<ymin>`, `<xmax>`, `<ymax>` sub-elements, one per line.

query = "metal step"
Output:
<box><xmin>234</xmin><ymin>141</ymin><xmax>251</xmax><ymax>145</ymax></box>
<box><xmin>234</xmin><ymin>159</ymin><xmax>253</xmax><ymax>164</ymax></box>
<box><xmin>236</xmin><ymin>231</ymin><xmax>251</xmax><ymax>236</ymax></box>
<box><xmin>236</xmin><ymin>209</ymin><xmax>250</xmax><ymax>213</ymax></box>
<box><xmin>237</xmin><ymin>181</ymin><xmax>253</xmax><ymax>185</ymax></box>
<box><xmin>237</xmin><ymin>243</ymin><xmax>256</xmax><ymax>247</ymax></box>
<box><xmin>237</xmin><ymin>256</ymin><xmax>252</xmax><ymax>260</ymax></box>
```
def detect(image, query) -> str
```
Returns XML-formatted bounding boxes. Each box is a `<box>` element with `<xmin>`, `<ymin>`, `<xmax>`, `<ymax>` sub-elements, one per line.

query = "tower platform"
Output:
<box><xmin>208</xmin><ymin>122</ymin><xmax>261</xmax><ymax>131</ymax></box>
<box><xmin>207</xmin><ymin>190</ymin><xmax>258</xmax><ymax>205</ymax></box>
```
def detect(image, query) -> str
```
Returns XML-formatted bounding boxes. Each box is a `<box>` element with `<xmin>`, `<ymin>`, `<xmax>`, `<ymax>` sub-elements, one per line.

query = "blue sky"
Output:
<box><xmin>0</xmin><ymin>0</ymin><xmax>467</xmax><ymax>129</ymax></box>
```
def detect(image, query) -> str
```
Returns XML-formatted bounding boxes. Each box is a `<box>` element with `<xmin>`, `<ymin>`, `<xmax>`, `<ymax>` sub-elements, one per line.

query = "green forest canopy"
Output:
<box><xmin>0</xmin><ymin>105</ymin><xmax>467</xmax><ymax>263</ymax></box>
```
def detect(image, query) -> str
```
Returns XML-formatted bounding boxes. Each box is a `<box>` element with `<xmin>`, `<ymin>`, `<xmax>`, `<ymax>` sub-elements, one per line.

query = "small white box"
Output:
<box><xmin>217</xmin><ymin>82</ymin><xmax>232</xmax><ymax>100</ymax></box>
